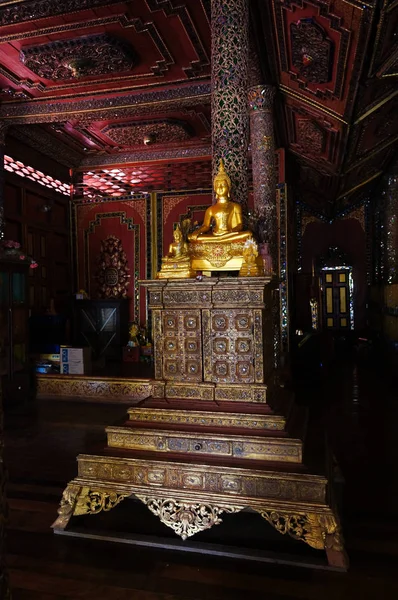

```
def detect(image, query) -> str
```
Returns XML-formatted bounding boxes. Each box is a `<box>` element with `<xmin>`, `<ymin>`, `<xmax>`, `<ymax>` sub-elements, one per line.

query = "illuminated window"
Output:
<box><xmin>4</xmin><ymin>155</ymin><xmax>70</xmax><ymax>196</ymax></box>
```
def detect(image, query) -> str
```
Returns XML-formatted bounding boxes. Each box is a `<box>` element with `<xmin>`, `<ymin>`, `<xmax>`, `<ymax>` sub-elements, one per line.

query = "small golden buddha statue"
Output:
<box><xmin>239</xmin><ymin>239</ymin><xmax>264</xmax><ymax>277</ymax></box>
<box><xmin>157</xmin><ymin>223</ymin><xmax>195</xmax><ymax>279</ymax></box>
<box><xmin>188</xmin><ymin>160</ymin><xmax>253</xmax><ymax>272</ymax></box>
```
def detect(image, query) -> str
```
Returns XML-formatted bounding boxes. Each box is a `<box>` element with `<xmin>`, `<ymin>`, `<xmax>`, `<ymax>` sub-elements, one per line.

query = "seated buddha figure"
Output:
<box><xmin>157</xmin><ymin>223</ymin><xmax>195</xmax><ymax>279</ymax></box>
<box><xmin>188</xmin><ymin>160</ymin><xmax>252</xmax><ymax>271</ymax></box>
<box><xmin>189</xmin><ymin>160</ymin><xmax>252</xmax><ymax>244</ymax></box>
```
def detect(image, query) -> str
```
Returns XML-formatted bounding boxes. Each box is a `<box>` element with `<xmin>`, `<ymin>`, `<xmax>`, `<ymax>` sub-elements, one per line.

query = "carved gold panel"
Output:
<box><xmin>106</xmin><ymin>427</ymin><xmax>302</xmax><ymax>462</ymax></box>
<box><xmin>161</xmin><ymin>309</ymin><xmax>202</xmax><ymax>382</ymax></box>
<box><xmin>76</xmin><ymin>454</ymin><xmax>327</xmax><ymax>504</ymax></box>
<box><xmin>127</xmin><ymin>407</ymin><xmax>286</xmax><ymax>431</ymax></box>
<box><xmin>203</xmin><ymin>308</ymin><xmax>256</xmax><ymax>384</ymax></box>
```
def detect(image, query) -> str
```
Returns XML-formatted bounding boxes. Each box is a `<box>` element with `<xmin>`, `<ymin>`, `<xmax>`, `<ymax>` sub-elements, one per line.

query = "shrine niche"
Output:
<box><xmin>290</xmin><ymin>19</ymin><xmax>334</xmax><ymax>84</ymax></box>
<box><xmin>96</xmin><ymin>235</ymin><xmax>130</xmax><ymax>299</ymax></box>
<box><xmin>20</xmin><ymin>34</ymin><xmax>137</xmax><ymax>80</ymax></box>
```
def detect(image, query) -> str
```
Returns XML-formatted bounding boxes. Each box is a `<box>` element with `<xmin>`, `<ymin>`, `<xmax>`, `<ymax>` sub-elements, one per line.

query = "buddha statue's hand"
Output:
<box><xmin>188</xmin><ymin>231</ymin><xmax>199</xmax><ymax>242</ymax></box>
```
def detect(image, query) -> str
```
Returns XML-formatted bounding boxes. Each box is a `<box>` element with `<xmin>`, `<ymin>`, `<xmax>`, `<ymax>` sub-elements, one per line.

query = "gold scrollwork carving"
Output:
<box><xmin>258</xmin><ymin>510</ymin><xmax>344</xmax><ymax>551</ymax></box>
<box><xmin>136</xmin><ymin>496</ymin><xmax>243</xmax><ymax>540</ymax></box>
<box><xmin>51</xmin><ymin>484</ymin><xmax>128</xmax><ymax>530</ymax></box>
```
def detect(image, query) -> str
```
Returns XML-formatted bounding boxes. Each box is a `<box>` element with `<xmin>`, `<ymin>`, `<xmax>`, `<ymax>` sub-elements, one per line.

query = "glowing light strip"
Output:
<box><xmin>4</xmin><ymin>155</ymin><xmax>70</xmax><ymax>196</ymax></box>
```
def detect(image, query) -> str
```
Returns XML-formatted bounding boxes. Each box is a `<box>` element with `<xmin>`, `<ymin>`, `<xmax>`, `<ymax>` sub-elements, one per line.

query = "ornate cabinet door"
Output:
<box><xmin>203</xmin><ymin>309</ymin><xmax>258</xmax><ymax>384</ymax></box>
<box><xmin>161</xmin><ymin>309</ymin><xmax>202</xmax><ymax>382</ymax></box>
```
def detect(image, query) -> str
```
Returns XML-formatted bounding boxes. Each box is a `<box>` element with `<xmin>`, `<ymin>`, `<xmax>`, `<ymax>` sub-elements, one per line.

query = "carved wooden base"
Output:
<box><xmin>52</xmin><ymin>479</ymin><xmax>347</xmax><ymax>569</ymax></box>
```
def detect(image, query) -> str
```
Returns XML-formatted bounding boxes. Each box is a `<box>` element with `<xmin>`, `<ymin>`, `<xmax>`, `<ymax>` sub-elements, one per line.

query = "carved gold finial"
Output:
<box><xmin>214</xmin><ymin>159</ymin><xmax>231</xmax><ymax>191</ymax></box>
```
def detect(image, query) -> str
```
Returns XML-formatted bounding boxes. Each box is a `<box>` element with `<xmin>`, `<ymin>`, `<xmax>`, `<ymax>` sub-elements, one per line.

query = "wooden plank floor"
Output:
<box><xmin>3</xmin><ymin>354</ymin><xmax>398</xmax><ymax>599</ymax></box>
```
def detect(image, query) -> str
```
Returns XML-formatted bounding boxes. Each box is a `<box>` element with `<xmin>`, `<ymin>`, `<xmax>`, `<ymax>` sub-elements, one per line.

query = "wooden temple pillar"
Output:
<box><xmin>211</xmin><ymin>0</ymin><xmax>249</xmax><ymax>208</ymax></box>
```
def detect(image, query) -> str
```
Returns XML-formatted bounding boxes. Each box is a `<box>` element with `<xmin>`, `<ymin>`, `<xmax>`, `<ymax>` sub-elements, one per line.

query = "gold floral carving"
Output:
<box><xmin>258</xmin><ymin>510</ymin><xmax>344</xmax><ymax>551</ymax></box>
<box><xmin>163</xmin><ymin>196</ymin><xmax>187</xmax><ymax>224</ymax></box>
<box><xmin>106</xmin><ymin>427</ymin><xmax>301</xmax><ymax>462</ymax></box>
<box><xmin>51</xmin><ymin>483</ymin><xmax>83</xmax><ymax>530</ymax></box>
<box><xmin>136</xmin><ymin>496</ymin><xmax>243</xmax><ymax>540</ymax></box>
<box><xmin>340</xmin><ymin>205</ymin><xmax>365</xmax><ymax>232</ymax></box>
<box><xmin>52</xmin><ymin>483</ymin><xmax>129</xmax><ymax>530</ymax></box>
<box><xmin>190</xmin><ymin>242</ymin><xmax>245</xmax><ymax>269</ymax></box>
<box><xmin>77</xmin><ymin>455</ymin><xmax>327</xmax><ymax>504</ymax></box>
<box><xmin>127</xmin><ymin>407</ymin><xmax>285</xmax><ymax>431</ymax></box>
<box><xmin>37</xmin><ymin>375</ymin><xmax>152</xmax><ymax>401</ymax></box>
<box><xmin>122</xmin><ymin>199</ymin><xmax>146</xmax><ymax>225</ymax></box>
<box><xmin>301</xmin><ymin>213</ymin><xmax>321</xmax><ymax>236</ymax></box>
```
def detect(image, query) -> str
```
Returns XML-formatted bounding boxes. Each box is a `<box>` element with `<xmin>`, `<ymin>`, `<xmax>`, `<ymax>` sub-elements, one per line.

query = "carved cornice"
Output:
<box><xmin>80</xmin><ymin>145</ymin><xmax>211</xmax><ymax>168</ymax></box>
<box><xmin>0</xmin><ymin>83</ymin><xmax>211</xmax><ymax>124</ymax></box>
<box><xmin>10</xmin><ymin>125</ymin><xmax>83</xmax><ymax>167</ymax></box>
<box><xmin>0</xmin><ymin>0</ymin><xmax>122</xmax><ymax>26</ymax></box>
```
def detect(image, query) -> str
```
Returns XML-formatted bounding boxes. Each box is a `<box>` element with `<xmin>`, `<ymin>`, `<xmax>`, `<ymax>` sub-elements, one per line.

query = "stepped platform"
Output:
<box><xmin>52</xmin><ymin>276</ymin><xmax>347</xmax><ymax>570</ymax></box>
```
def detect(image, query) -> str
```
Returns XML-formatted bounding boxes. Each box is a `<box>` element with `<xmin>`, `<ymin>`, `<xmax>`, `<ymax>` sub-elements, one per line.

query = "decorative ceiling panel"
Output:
<box><xmin>271</xmin><ymin>0</ymin><xmax>373</xmax><ymax>118</ymax></box>
<box><xmin>368</xmin><ymin>0</ymin><xmax>398</xmax><ymax>78</ymax></box>
<box><xmin>284</xmin><ymin>99</ymin><xmax>343</xmax><ymax>171</ymax></box>
<box><xmin>20</xmin><ymin>34</ymin><xmax>137</xmax><ymax>81</ymax></box>
<box><xmin>102</xmin><ymin>119</ymin><xmax>192</xmax><ymax>146</ymax></box>
<box><xmin>0</xmin><ymin>0</ymin><xmax>210</xmax><ymax>101</ymax></box>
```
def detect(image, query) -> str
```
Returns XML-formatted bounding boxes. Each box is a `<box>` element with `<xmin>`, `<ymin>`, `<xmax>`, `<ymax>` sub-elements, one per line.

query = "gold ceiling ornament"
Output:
<box><xmin>136</xmin><ymin>496</ymin><xmax>243</xmax><ymax>540</ymax></box>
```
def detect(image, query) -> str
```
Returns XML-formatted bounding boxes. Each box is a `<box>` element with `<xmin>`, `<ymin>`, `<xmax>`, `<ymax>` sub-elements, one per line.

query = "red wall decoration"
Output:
<box><xmin>75</xmin><ymin>197</ymin><xmax>148</xmax><ymax>322</ymax></box>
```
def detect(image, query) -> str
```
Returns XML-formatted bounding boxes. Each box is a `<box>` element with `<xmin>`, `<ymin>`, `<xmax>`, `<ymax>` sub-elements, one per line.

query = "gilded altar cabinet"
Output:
<box><xmin>52</xmin><ymin>276</ymin><xmax>347</xmax><ymax>569</ymax></box>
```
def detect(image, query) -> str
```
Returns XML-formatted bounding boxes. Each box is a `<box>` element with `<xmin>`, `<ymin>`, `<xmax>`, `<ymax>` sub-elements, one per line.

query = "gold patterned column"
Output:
<box><xmin>211</xmin><ymin>0</ymin><xmax>249</xmax><ymax>208</ymax></box>
<box><xmin>248</xmin><ymin>85</ymin><xmax>277</xmax><ymax>263</ymax></box>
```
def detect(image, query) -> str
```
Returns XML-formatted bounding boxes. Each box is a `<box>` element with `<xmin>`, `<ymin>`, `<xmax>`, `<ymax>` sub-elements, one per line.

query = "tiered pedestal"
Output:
<box><xmin>52</xmin><ymin>277</ymin><xmax>347</xmax><ymax>569</ymax></box>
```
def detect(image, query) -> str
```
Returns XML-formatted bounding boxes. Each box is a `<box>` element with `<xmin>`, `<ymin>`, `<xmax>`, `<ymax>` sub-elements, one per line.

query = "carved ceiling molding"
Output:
<box><xmin>378</xmin><ymin>51</ymin><xmax>398</xmax><ymax>78</ymax></box>
<box><xmin>10</xmin><ymin>125</ymin><xmax>83</xmax><ymax>167</ymax></box>
<box><xmin>0</xmin><ymin>0</ymin><xmax>122</xmax><ymax>26</ymax></box>
<box><xmin>355</xmin><ymin>81</ymin><xmax>397</xmax><ymax>118</ymax></box>
<box><xmin>21</xmin><ymin>34</ymin><xmax>137</xmax><ymax>81</ymax></box>
<box><xmin>273</xmin><ymin>0</ymin><xmax>351</xmax><ymax>101</ymax></box>
<box><xmin>146</xmin><ymin>0</ymin><xmax>210</xmax><ymax>77</ymax></box>
<box><xmin>368</xmin><ymin>0</ymin><xmax>398</xmax><ymax>77</ymax></box>
<box><xmin>285</xmin><ymin>103</ymin><xmax>342</xmax><ymax>167</ymax></box>
<box><xmin>102</xmin><ymin>119</ymin><xmax>192</xmax><ymax>146</ymax></box>
<box><xmin>0</xmin><ymin>15</ymin><xmax>177</xmax><ymax>96</ymax></box>
<box><xmin>0</xmin><ymin>83</ymin><xmax>211</xmax><ymax>124</ymax></box>
<box><xmin>347</xmin><ymin>95</ymin><xmax>398</xmax><ymax>162</ymax></box>
<box><xmin>80</xmin><ymin>145</ymin><xmax>212</xmax><ymax>168</ymax></box>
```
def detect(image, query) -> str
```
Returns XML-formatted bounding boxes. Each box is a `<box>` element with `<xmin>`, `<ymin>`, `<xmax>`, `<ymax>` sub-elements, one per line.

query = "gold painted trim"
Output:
<box><xmin>354</xmin><ymin>90</ymin><xmax>398</xmax><ymax>124</ymax></box>
<box><xmin>336</xmin><ymin>171</ymin><xmax>383</xmax><ymax>200</ymax></box>
<box><xmin>0</xmin><ymin>93</ymin><xmax>211</xmax><ymax>120</ymax></box>
<box><xmin>127</xmin><ymin>407</ymin><xmax>286</xmax><ymax>430</ymax></box>
<box><xmin>105</xmin><ymin>426</ymin><xmax>302</xmax><ymax>462</ymax></box>
<box><xmin>279</xmin><ymin>85</ymin><xmax>348</xmax><ymax>124</ymax></box>
<box><xmin>37</xmin><ymin>375</ymin><xmax>152</xmax><ymax>401</ymax></box>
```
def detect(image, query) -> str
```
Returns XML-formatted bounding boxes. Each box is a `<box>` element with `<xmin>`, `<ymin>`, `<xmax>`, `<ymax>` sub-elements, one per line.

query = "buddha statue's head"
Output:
<box><xmin>214</xmin><ymin>159</ymin><xmax>231</xmax><ymax>199</ymax></box>
<box><xmin>173</xmin><ymin>224</ymin><xmax>183</xmax><ymax>242</ymax></box>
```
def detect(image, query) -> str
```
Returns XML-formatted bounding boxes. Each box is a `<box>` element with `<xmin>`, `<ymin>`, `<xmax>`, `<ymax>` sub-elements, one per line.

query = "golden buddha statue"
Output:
<box><xmin>189</xmin><ymin>160</ymin><xmax>253</xmax><ymax>272</ymax></box>
<box><xmin>239</xmin><ymin>239</ymin><xmax>264</xmax><ymax>277</ymax></box>
<box><xmin>157</xmin><ymin>223</ymin><xmax>195</xmax><ymax>279</ymax></box>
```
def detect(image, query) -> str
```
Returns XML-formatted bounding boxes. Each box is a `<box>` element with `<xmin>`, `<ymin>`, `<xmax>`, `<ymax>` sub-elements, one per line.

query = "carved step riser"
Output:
<box><xmin>105</xmin><ymin>428</ymin><xmax>302</xmax><ymax>463</ymax></box>
<box><xmin>77</xmin><ymin>455</ymin><xmax>327</xmax><ymax>505</ymax></box>
<box><xmin>127</xmin><ymin>408</ymin><xmax>286</xmax><ymax>431</ymax></box>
